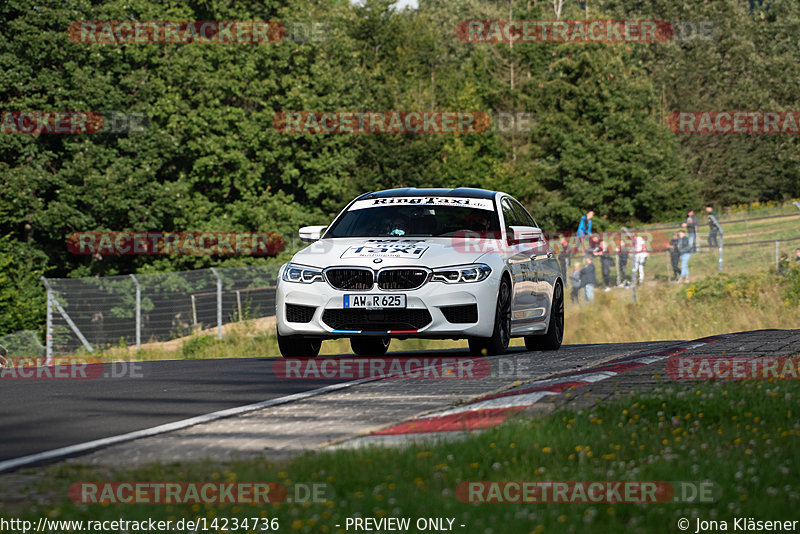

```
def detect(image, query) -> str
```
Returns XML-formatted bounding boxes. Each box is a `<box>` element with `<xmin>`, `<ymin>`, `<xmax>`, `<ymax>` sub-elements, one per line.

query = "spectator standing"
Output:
<box><xmin>577</xmin><ymin>210</ymin><xmax>594</xmax><ymax>237</ymax></box>
<box><xmin>617</xmin><ymin>239</ymin><xmax>629</xmax><ymax>286</ymax></box>
<box><xmin>569</xmin><ymin>261</ymin><xmax>582</xmax><ymax>303</ymax></box>
<box><xmin>632</xmin><ymin>234</ymin><xmax>649</xmax><ymax>284</ymax></box>
<box><xmin>579</xmin><ymin>255</ymin><xmax>597</xmax><ymax>302</ymax></box>
<box><xmin>795</xmin><ymin>248</ymin><xmax>800</xmax><ymax>263</ymax></box>
<box><xmin>577</xmin><ymin>210</ymin><xmax>594</xmax><ymax>251</ymax></box>
<box><xmin>686</xmin><ymin>209</ymin><xmax>699</xmax><ymax>252</ymax></box>
<box><xmin>705</xmin><ymin>205</ymin><xmax>719</xmax><ymax>248</ymax></box>
<box><xmin>597</xmin><ymin>240</ymin><xmax>615</xmax><ymax>291</ymax></box>
<box><xmin>557</xmin><ymin>236</ymin><xmax>571</xmax><ymax>276</ymax></box>
<box><xmin>668</xmin><ymin>232</ymin><xmax>681</xmax><ymax>281</ymax></box>
<box><xmin>678</xmin><ymin>229</ymin><xmax>692</xmax><ymax>282</ymax></box>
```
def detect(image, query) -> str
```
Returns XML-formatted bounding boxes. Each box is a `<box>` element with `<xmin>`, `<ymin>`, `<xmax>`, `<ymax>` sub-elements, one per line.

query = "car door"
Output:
<box><xmin>510</xmin><ymin>198</ymin><xmax>553</xmax><ymax>328</ymax></box>
<box><xmin>500</xmin><ymin>197</ymin><xmax>536</xmax><ymax>331</ymax></box>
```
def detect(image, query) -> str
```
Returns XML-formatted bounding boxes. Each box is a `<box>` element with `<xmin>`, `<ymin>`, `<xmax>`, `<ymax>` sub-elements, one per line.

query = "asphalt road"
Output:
<box><xmin>0</xmin><ymin>342</ymin><xmax>672</xmax><ymax>464</ymax></box>
<box><xmin>0</xmin><ymin>357</ymin><xmax>345</xmax><ymax>462</ymax></box>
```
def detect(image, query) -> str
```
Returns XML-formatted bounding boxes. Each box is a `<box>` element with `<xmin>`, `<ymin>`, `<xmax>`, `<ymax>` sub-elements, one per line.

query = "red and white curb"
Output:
<box><xmin>335</xmin><ymin>336</ymin><xmax>726</xmax><ymax>449</ymax></box>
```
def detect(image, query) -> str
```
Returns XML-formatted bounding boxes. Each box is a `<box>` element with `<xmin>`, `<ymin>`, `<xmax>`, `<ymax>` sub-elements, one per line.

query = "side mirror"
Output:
<box><xmin>299</xmin><ymin>225</ymin><xmax>328</xmax><ymax>243</ymax></box>
<box><xmin>509</xmin><ymin>225</ymin><xmax>542</xmax><ymax>244</ymax></box>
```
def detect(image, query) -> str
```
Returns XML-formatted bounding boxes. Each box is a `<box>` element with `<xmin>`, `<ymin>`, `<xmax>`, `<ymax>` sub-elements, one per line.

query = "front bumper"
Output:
<box><xmin>276</xmin><ymin>274</ymin><xmax>500</xmax><ymax>338</ymax></box>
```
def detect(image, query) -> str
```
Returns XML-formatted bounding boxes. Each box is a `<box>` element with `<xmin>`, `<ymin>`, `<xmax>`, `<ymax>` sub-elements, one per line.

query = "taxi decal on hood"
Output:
<box><xmin>341</xmin><ymin>239</ymin><xmax>429</xmax><ymax>259</ymax></box>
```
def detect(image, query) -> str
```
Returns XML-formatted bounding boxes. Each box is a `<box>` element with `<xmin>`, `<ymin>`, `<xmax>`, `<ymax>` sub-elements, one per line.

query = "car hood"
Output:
<box><xmin>291</xmin><ymin>237</ymin><xmax>488</xmax><ymax>269</ymax></box>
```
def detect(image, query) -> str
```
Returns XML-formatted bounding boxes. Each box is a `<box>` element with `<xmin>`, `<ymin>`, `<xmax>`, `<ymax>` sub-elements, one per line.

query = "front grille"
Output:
<box><xmin>322</xmin><ymin>309</ymin><xmax>433</xmax><ymax>331</ymax></box>
<box><xmin>286</xmin><ymin>304</ymin><xmax>315</xmax><ymax>323</ymax></box>
<box><xmin>326</xmin><ymin>268</ymin><xmax>374</xmax><ymax>290</ymax></box>
<box><xmin>377</xmin><ymin>269</ymin><xmax>429</xmax><ymax>290</ymax></box>
<box><xmin>440</xmin><ymin>304</ymin><xmax>479</xmax><ymax>324</ymax></box>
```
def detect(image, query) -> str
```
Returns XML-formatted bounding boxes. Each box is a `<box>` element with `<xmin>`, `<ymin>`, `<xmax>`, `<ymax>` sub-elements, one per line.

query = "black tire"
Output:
<box><xmin>468</xmin><ymin>276</ymin><xmax>511</xmax><ymax>356</ymax></box>
<box><xmin>524</xmin><ymin>280</ymin><xmax>564</xmax><ymax>351</ymax></box>
<box><xmin>350</xmin><ymin>337</ymin><xmax>390</xmax><ymax>356</ymax></box>
<box><xmin>278</xmin><ymin>333</ymin><xmax>321</xmax><ymax>358</ymax></box>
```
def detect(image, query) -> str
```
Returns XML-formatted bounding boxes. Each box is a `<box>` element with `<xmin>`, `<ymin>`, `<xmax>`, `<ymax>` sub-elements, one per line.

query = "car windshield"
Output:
<box><xmin>326</xmin><ymin>197</ymin><xmax>500</xmax><ymax>238</ymax></box>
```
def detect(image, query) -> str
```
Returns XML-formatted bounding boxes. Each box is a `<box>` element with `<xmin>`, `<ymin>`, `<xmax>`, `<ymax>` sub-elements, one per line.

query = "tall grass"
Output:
<box><xmin>565</xmin><ymin>267</ymin><xmax>800</xmax><ymax>344</ymax></box>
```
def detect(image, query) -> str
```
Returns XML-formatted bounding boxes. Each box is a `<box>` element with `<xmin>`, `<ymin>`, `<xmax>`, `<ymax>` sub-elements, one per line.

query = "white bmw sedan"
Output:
<box><xmin>275</xmin><ymin>188</ymin><xmax>564</xmax><ymax>358</ymax></box>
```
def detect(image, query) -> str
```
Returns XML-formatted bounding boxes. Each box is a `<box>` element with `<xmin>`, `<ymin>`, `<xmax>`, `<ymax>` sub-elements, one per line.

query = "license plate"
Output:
<box><xmin>344</xmin><ymin>294</ymin><xmax>407</xmax><ymax>309</ymax></box>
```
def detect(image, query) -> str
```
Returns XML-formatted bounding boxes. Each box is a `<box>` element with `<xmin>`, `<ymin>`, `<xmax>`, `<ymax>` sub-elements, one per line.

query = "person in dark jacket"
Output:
<box><xmin>569</xmin><ymin>261</ymin><xmax>582</xmax><ymax>303</ymax></box>
<box><xmin>557</xmin><ymin>236</ymin><xmax>571</xmax><ymax>277</ymax></box>
<box><xmin>668</xmin><ymin>232</ymin><xmax>681</xmax><ymax>281</ymax></box>
<box><xmin>617</xmin><ymin>239</ymin><xmax>629</xmax><ymax>286</ymax></box>
<box><xmin>579</xmin><ymin>255</ymin><xmax>597</xmax><ymax>302</ymax></box>
<box><xmin>705</xmin><ymin>205</ymin><xmax>719</xmax><ymax>248</ymax></box>
<box><xmin>597</xmin><ymin>240</ymin><xmax>615</xmax><ymax>291</ymax></box>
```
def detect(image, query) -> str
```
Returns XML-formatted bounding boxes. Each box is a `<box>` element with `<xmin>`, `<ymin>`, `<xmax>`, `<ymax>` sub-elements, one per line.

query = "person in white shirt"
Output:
<box><xmin>632</xmin><ymin>234</ymin><xmax>649</xmax><ymax>284</ymax></box>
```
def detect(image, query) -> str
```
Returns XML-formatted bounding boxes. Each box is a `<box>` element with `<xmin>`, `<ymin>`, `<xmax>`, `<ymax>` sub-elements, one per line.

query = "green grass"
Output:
<box><xmin>9</xmin><ymin>378</ymin><xmax>798</xmax><ymax>533</ymax></box>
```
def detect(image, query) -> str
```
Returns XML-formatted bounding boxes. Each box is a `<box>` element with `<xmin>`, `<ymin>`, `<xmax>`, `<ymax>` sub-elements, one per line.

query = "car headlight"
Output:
<box><xmin>282</xmin><ymin>263</ymin><xmax>324</xmax><ymax>283</ymax></box>
<box><xmin>431</xmin><ymin>264</ymin><xmax>492</xmax><ymax>283</ymax></box>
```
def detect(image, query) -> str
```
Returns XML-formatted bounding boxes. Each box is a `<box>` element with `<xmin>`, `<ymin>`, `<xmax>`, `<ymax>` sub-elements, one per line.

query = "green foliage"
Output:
<box><xmin>181</xmin><ymin>334</ymin><xmax>217</xmax><ymax>358</ymax></box>
<box><xmin>0</xmin><ymin>234</ymin><xmax>49</xmax><ymax>335</ymax></box>
<box><xmin>682</xmin><ymin>270</ymin><xmax>773</xmax><ymax>306</ymax></box>
<box><xmin>779</xmin><ymin>264</ymin><xmax>800</xmax><ymax>306</ymax></box>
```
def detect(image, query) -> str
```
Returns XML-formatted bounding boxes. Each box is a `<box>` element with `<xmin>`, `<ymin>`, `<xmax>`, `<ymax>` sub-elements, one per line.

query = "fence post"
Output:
<box><xmin>210</xmin><ymin>267</ymin><xmax>222</xmax><ymax>339</ymax></box>
<box><xmin>236</xmin><ymin>290</ymin><xmax>242</xmax><ymax>321</ymax></box>
<box><xmin>41</xmin><ymin>276</ymin><xmax>52</xmax><ymax>364</ymax></box>
<box><xmin>41</xmin><ymin>277</ymin><xmax>94</xmax><ymax>353</ymax></box>
<box><xmin>775</xmin><ymin>241</ymin><xmax>779</xmax><ymax>270</ymax></box>
<box><xmin>130</xmin><ymin>274</ymin><xmax>141</xmax><ymax>349</ymax></box>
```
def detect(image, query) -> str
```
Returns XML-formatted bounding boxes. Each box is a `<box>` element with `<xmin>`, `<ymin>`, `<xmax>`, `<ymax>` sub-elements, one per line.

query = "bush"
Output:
<box><xmin>780</xmin><ymin>264</ymin><xmax>800</xmax><ymax>306</ymax></box>
<box><xmin>181</xmin><ymin>335</ymin><xmax>217</xmax><ymax>358</ymax></box>
<box><xmin>682</xmin><ymin>271</ymin><xmax>771</xmax><ymax>306</ymax></box>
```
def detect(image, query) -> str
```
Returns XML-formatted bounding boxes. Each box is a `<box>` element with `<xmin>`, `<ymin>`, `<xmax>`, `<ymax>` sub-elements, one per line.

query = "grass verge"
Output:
<box><xmin>9</xmin><ymin>378</ymin><xmax>798</xmax><ymax>533</ymax></box>
<box><xmin>565</xmin><ymin>266</ymin><xmax>800</xmax><ymax>344</ymax></box>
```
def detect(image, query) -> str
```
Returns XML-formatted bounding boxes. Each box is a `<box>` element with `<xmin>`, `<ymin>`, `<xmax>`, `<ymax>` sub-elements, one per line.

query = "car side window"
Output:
<box><xmin>511</xmin><ymin>199</ymin><xmax>538</xmax><ymax>228</ymax></box>
<box><xmin>501</xmin><ymin>198</ymin><xmax>520</xmax><ymax>242</ymax></box>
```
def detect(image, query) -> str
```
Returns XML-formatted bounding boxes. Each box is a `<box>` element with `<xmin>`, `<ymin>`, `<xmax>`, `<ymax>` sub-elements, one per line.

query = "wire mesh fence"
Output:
<box><xmin>42</xmin><ymin>265</ymin><xmax>280</xmax><ymax>356</ymax></box>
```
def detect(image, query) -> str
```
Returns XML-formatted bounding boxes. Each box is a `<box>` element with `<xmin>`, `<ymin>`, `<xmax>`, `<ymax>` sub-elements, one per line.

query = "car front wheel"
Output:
<box><xmin>278</xmin><ymin>333</ymin><xmax>321</xmax><ymax>358</ymax></box>
<box><xmin>468</xmin><ymin>277</ymin><xmax>511</xmax><ymax>356</ymax></box>
<box><xmin>524</xmin><ymin>280</ymin><xmax>564</xmax><ymax>351</ymax></box>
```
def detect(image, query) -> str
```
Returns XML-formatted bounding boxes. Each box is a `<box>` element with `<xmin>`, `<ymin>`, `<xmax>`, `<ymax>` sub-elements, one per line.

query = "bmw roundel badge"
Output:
<box><xmin>373</xmin><ymin>258</ymin><xmax>382</xmax><ymax>264</ymax></box>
